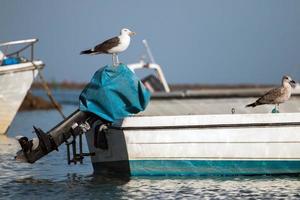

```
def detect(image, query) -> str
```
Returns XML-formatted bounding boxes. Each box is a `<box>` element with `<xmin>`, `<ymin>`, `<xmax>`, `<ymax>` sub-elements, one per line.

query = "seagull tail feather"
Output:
<box><xmin>245</xmin><ymin>102</ymin><xmax>258</xmax><ymax>108</ymax></box>
<box><xmin>80</xmin><ymin>49</ymin><xmax>94</xmax><ymax>55</ymax></box>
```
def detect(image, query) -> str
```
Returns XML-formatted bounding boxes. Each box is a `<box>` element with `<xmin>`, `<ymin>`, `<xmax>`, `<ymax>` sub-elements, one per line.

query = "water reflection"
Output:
<box><xmin>2</xmin><ymin>174</ymin><xmax>300</xmax><ymax>199</ymax></box>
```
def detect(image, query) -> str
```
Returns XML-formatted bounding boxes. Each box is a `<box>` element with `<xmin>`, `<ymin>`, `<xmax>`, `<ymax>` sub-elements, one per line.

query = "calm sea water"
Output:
<box><xmin>1</xmin><ymin>104</ymin><xmax>300</xmax><ymax>199</ymax></box>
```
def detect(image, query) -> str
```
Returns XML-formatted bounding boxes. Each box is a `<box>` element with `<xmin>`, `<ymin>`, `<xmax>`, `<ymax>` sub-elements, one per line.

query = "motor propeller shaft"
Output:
<box><xmin>15</xmin><ymin>110</ymin><xmax>99</xmax><ymax>163</ymax></box>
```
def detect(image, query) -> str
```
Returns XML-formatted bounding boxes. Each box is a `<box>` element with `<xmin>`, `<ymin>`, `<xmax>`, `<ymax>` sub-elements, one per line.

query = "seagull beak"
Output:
<box><xmin>290</xmin><ymin>80</ymin><xmax>297</xmax><ymax>88</ymax></box>
<box><xmin>129</xmin><ymin>31</ymin><xmax>136</xmax><ymax>36</ymax></box>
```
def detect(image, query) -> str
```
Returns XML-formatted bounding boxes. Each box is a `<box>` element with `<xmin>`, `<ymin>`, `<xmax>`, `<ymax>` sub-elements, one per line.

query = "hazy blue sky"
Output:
<box><xmin>1</xmin><ymin>0</ymin><xmax>300</xmax><ymax>84</ymax></box>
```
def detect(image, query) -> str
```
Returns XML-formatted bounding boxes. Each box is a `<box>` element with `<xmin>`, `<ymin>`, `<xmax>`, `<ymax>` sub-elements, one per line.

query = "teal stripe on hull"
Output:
<box><xmin>129</xmin><ymin>160</ymin><xmax>300</xmax><ymax>176</ymax></box>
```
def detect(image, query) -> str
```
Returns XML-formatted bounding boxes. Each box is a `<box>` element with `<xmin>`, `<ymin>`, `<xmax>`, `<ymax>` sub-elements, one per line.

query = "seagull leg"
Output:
<box><xmin>272</xmin><ymin>104</ymin><xmax>279</xmax><ymax>113</ymax></box>
<box><xmin>115</xmin><ymin>54</ymin><xmax>120</xmax><ymax>66</ymax></box>
<box><xmin>112</xmin><ymin>53</ymin><xmax>117</xmax><ymax>67</ymax></box>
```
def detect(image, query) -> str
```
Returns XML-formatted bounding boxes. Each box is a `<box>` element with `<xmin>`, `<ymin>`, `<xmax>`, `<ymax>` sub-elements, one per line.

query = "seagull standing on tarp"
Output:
<box><xmin>80</xmin><ymin>28</ymin><xmax>136</xmax><ymax>66</ymax></box>
<box><xmin>246</xmin><ymin>75</ymin><xmax>296</xmax><ymax>113</ymax></box>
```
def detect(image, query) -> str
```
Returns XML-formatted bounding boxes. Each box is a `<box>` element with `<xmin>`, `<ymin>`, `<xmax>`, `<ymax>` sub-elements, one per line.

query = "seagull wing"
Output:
<box><xmin>94</xmin><ymin>36</ymin><xmax>120</xmax><ymax>53</ymax></box>
<box><xmin>256</xmin><ymin>87</ymin><xmax>283</xmax><ymax>104</ymax></box>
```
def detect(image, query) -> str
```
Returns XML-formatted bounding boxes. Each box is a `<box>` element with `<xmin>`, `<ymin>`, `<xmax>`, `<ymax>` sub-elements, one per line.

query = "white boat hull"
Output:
<box><xmin>86</xmin><ymin>113</ymin><xmax>300</xmax><ymax>176</ymax></box>
<box><xmin>0</xmin><ymin>61</ymin><xmax>44</xmax><ymax>134</ymax></box>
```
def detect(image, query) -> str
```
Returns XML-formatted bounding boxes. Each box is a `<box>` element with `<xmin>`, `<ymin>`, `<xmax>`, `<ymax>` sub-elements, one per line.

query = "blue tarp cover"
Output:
<box><xmin>79</xmin><ymin>64</ymin><xmax>151</xmax><ymax>122</ymax></box>
<box><xmin>1</xmin><ymin>57</ymin><xmax>20</xmax><ymax>66</ymax></box>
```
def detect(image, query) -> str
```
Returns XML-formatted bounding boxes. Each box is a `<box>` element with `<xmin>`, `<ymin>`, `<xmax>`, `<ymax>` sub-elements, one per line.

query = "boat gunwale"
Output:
<box><xmin>0</xmin><ymin>60</ymin><xmax>44</xmax><ymax>75</ymax></box>
<box><xmin>112</xmin><ymin>122</ymin><xmax>300</xmax><ymax>131</ymax></box>
<box><xmin>113</xmin><ymin>113</ymin><xmax>300</xmax><ymax>129</ymax></box>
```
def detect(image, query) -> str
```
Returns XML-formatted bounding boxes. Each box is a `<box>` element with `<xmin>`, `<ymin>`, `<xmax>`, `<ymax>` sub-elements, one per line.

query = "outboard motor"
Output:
<box><xmin>15</xmin><ymin>110</ymin><xmax>102</xmax><ymax>163</ymax></box>
<box><xmin>15</xmin><ymin>63</ymin><xmax>151</xmax><ymax>164</ymax></box>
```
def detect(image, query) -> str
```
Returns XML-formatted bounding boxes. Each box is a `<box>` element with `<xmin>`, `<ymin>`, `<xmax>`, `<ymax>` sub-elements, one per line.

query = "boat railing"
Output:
<box><xmin>0</xmin><ymin>38</ymin><xmax>39</xmax><ymax>62</ymax></box>
<box><xmin>127</xmin><ymin>39</ymin><xmax>171</xmax><ymax>93</ymax></box>
<box><xmin>128</xmin><ymin>60</ymin><xmax>171</xmax><ymax>92</ymax></box>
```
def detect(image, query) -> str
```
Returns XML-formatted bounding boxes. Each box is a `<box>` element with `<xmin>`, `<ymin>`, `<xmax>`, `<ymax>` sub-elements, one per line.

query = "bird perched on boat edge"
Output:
<box><xmin>245</xmin><ymin>75</ymin><xmax>296</xmax><ymax>113</ymax></box>
<box><xmin>80</xmin><ymin>28</ymin><xmax>136</xmax><ymax>66</ymax></box>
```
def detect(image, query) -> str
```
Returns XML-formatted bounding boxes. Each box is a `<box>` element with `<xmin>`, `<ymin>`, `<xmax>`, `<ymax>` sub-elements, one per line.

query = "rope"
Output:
<box><xmin>31</xmin><ymin>61</ymin><xmax>66</xmax><ymax>119</ymax></box>
<box><xmin>37</xmin><ymin>70</ymin><xmax>66</xmax><ymax>119</ymax></box>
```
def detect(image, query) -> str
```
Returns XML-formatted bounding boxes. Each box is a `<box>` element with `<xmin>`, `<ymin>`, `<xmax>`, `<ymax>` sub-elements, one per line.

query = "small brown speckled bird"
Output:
<box><xmin>246</xmin><ymin>75</ymin><xmax>296</xmax><ymax>111</ymax></box>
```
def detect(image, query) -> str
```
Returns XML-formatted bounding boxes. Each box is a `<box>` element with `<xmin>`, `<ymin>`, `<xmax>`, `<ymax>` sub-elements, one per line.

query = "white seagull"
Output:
<box><xmin>80</xmin><ymin>28</ymin><xmax>136</xmax><ymax>66</ymax></box>
<box><xmin>246</xmin><ymin>75</ymin><xmax>296</xmax><ymax>112</ymax></box>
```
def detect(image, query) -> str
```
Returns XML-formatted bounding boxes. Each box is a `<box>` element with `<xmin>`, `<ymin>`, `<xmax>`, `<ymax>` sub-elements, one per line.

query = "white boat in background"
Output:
<box><xmin>0</xmin><ymin>39</ymin><xmax>44</xmax><ymax>135</ymax></box>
